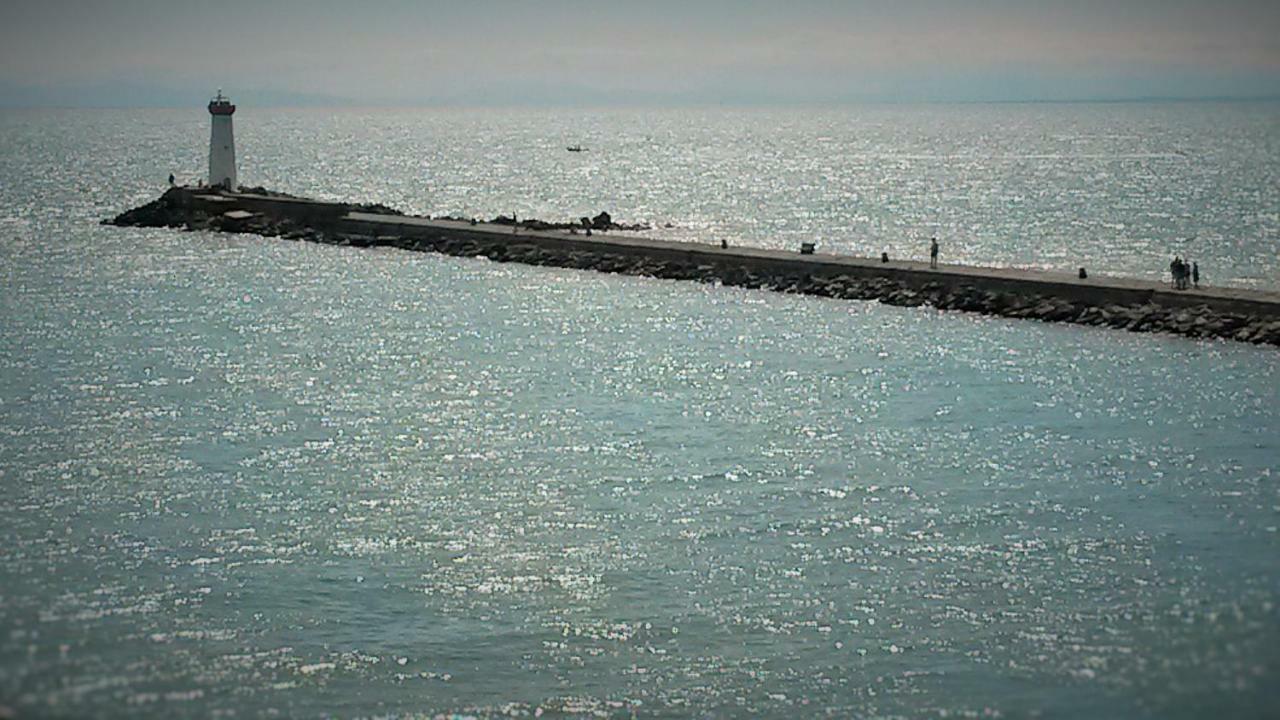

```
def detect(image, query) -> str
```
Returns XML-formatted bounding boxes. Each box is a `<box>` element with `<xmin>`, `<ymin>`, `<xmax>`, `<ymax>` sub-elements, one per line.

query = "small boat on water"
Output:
<box><xmin>567</xmin><ymin>145</ymin><xmax>586</xmax><ymax>152</ymax></box>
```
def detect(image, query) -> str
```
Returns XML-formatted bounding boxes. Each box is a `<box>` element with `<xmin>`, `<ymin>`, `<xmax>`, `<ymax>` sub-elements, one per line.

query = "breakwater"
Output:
<box><xmin>109</xmin><ymin>187</ymin><xmax>1280</xmax><ymax>347</ymax></box>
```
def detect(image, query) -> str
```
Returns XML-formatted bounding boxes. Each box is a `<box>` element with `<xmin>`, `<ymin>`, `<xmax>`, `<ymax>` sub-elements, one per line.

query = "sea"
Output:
<box><xmin>0</xmin><ymin>103</ymin><xmax>1278</xmax><ymax>718</ymax></box>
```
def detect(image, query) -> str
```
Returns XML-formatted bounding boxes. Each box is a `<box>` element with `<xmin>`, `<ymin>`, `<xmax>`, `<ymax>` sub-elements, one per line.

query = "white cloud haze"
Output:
<box><xmin>1</xmin><ymin>0</ymin><xmax>1277</xmax><ymax>105</ymax></box>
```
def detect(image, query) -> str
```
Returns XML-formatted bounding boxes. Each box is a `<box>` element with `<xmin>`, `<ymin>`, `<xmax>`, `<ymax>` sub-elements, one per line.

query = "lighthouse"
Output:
<box><xmin>207</xmin><ymin>89</ymin><xmax>237</xmax><ymax>190</ymax></box>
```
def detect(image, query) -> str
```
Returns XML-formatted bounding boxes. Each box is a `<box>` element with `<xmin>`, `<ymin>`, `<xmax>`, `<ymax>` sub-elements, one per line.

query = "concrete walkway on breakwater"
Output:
<box><xmin>155</xmin><ymin>188</ymin><xmax>1280</xmax><ymax>332</ymax></box>
<box><xmin>335</xmin><ymin>209</ymin><xmax>1280</xmax><ymax>319</ymax></box>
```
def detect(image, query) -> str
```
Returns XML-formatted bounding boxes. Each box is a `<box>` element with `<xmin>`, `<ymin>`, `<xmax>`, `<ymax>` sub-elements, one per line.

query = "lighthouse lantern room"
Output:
<box><xmin>208</xmin><ymin>89</ymin><xmax>237</xmax><ymax>190</ymax></box>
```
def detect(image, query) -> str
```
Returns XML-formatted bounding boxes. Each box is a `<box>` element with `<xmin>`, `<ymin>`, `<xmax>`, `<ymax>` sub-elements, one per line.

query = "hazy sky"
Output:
<box><xmin>2</xmin><ymin>0</ymin><xmax>1277</xmax><ymax>105</ymax></box>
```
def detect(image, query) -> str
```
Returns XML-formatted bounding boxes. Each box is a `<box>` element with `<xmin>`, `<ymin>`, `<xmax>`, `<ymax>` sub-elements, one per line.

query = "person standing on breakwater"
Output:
<box><xmin>1193</xmin><ymin>262</ymin><xmax>1200</xmax><ymax>288</ymax></box>
<box><xmin>929</xmin><ymin>238</ymin><xmax>939</xmax><ymax>269</ymax></box>
<box><xmin>512</xmin><ymin>213</ymin><xmax>518</xmax><ymax>234</ymax></box>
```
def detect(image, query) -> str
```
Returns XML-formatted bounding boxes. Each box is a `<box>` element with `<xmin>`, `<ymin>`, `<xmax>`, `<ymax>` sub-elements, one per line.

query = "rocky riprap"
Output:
<box><xmin>109</xmin><ymin>189</ymin><xmax>645</xmax><ymax>234</ymax></box>
<box><xmin>107</xmin><ymin>190</ymin><xmax>198</xmax><ymax>229</ymax></box>
<box><xmin>438</xmin><ymin>210</ymin><xmax>649</xmax><ymax>232</ymax></box>
<box><xmin>107</xmin><ymin>190</ymin><xmax>1280</xmax><ymax>347</ymax></box>
<box><xmin>403</xmin><ymin>238</ymin><xmax>1280</xmax><ymax>346</ymax></box>
<box><xmin>106</xmin><ymin>187</ymin><xmax>404</xmax><ymax>230</ymax></box>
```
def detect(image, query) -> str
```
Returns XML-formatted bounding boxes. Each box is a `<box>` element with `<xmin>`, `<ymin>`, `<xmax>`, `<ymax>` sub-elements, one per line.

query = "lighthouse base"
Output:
<box><xmin>208</xmin><ymin>115</ymin><xmax>237</xmax><ymax>190</ymax></box>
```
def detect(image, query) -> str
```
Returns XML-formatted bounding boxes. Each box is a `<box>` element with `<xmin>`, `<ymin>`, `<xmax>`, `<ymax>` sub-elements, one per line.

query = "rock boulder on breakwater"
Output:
<box><xmin>106</xmin><ymin>188</ymin><xmax>1280</xmax><ymax>347</ymax></box>
<box><xmin>107</xmin><ymin>189</ymin><xmax>191</xmax><ymax>229</ymax></box>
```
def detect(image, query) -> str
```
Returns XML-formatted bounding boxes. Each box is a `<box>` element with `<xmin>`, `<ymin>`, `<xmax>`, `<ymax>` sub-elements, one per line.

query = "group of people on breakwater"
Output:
<box><xmin>1170</xmin><ymin>256</ymin><xmax>1199</xmax><ymax>290</ymax></box>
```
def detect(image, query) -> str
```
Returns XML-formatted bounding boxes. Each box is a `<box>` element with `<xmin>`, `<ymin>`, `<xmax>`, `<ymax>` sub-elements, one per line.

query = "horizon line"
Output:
<box><xmin>4</xmin><ymin>95</ymin><xmax>1280</xmax><ymax>111</ymax></box>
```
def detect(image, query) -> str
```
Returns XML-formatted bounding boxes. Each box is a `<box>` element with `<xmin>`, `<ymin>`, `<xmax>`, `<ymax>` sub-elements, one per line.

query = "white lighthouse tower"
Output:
<box><xmin>207</xmin><ymin>89</ymin><xmax>237</xmax><ymax>190</ymax></box>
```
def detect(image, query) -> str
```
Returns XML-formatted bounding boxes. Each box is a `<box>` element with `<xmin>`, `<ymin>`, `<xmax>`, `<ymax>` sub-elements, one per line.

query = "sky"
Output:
<box><xmin>1</xmin><ymin>0</ymin><xmax>1277</xmax><ymax>106</ymax></box>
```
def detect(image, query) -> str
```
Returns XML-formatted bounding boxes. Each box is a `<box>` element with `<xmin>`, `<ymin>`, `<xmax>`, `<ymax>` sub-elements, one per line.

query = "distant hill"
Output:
<box><xmin>0</xmin><ymin>82</ymin><xmax>358</xmax><ymax>108</ymax></box>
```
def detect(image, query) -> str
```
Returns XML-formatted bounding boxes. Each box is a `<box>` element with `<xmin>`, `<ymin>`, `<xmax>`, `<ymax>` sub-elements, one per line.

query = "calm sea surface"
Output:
<box><xmin>1</xmin><ymin>105</ymin><xmax>1278</xmax><ymax>718</ymax></box>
